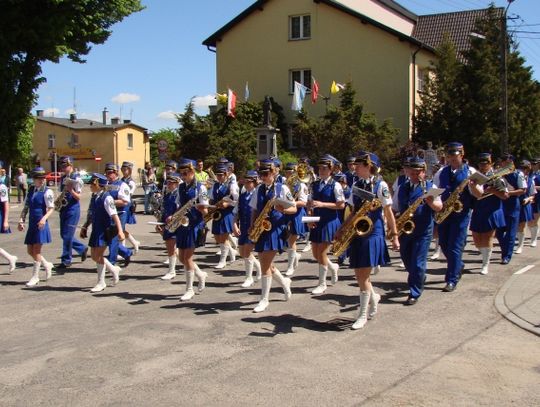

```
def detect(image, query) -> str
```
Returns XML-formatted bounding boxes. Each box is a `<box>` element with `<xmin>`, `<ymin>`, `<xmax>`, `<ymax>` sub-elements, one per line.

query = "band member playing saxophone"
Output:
<box><xmin>515</xmin><ymin>160</ymin><xmax>535</xmax><ymax>254</ymax></box>
<box><xmin>159</xmin><ymin>172</ymin><xmax>181</xmax><ymax>280</ymax></box>
<box><xmin>395</xmin><ymin>157</ymin><xmax>442</xmax><ymax>305</ymax></box>
<box><xmin>248</xmin><ymin>159</ymin><xmax>296</xmax><ymax>313</ymax></box>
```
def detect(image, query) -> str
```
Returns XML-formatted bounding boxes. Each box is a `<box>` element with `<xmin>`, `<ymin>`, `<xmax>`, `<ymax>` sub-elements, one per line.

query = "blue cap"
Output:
<box><xmin>284</xmin><ymin>162</ymin><xmax>296</xmax><ymax>171</ymax></box>
<box><xmin>477</xmin><ymin>153</ymin><xmax>492</xmax><ymax>164</ymax></box>
<box><xmin>91</xmin><ymin>173</ymin><xmax>108</xmax><ymax>186</ymax></box>
<box><xmin>408</xmin><ymin>156</ymin><xmax>426</xmax><ymax>170</ymax></box>
<box><xmin>166</xmin><ymin>172</ymin><xmax>181</xmax><ymax>183</ymax></box>
<box><xmin>214</xmin><ymin>163</ymin><xmax>228</xmax><ymax>174</ymax></box>
<box><xmin>218</xmin><ymin>157</ymin><xmax>229</xmax><ymax>163</ymax></box>
<box><xmin>346</xmin><ymin>156</ymin><xmax>356</xmax><ymax>164</ymax></box>
<box><xmin>165</xmin><ymin>160</ymin><xmax>177</xmax><ymax>169</ymax></box>
<box><xmin>368</xmin><ymin>153</ymin><xmax>381</xmax><ymax>170</ymax></box>
<box><xmin>178</xmin><ymin>158</ymin><xmax>196</xmax><ymax>170</ymax></box>
<box><xmin>318</xmin><ymin>154</ymin><xmax>336</xmax><ymax>167</ymax></box>
<box><xmin>500</xmin><ymin>152</ymin><xmax>514</xmax><ymax>161</ymax></box>
<box><xmin>104</xmin><ymin>163</ymin><xmax>118</xmax><ymax>172</ymax></box>
<box><xmin>446</xmin><ymin>142</ymin><xmax>464</xmax><ymax>155</ymax></box>
<box><xmin>258</xmin><ymin>159</ymin><xmax>274</xmax><ymax>173</ymax></box>
<box><xmin>333</xmin><ymin>172</ymin><xmax>346</xmax><ymax>181</ymax></box>
<box><xmin>31</xmin><ymin>167</ymin><xmax>46</xmax><ymax>178</ymax></box>
<box><xmin>273</xmin><ymin>158</ymin><xmax>282</xmax><ymax>167</ymax></box>
<box><xmin>244</xmin><ymin>170</ymin><xmax>258</xmax><ymax>180</ymax></box>
<box><xmin>59</xmin><ymin>156</ymin><xmax>74</xmax><ymax>167</ymax></box>
<box><xmin>121</xmin><ymin>161</ymin><xmax>133</xmax><ymax>168</ymax></box>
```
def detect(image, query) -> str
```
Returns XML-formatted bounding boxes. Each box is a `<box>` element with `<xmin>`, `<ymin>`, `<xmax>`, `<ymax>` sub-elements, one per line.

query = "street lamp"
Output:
<box><xmin>501</xmin><ymin>0</ymin><xmax>515</xmax><ymax>154</ymax></box>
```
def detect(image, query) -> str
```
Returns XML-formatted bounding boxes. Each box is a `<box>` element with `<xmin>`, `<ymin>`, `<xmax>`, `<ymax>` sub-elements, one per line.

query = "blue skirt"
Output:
<box><xmin>519</xmin><ymin>204</ymin><xmax>534</xmax><ymax>223</ymax></box>
<box><xmin>470</xmin><ymin>208</ymin><xmax>506</xmax><ymax>233</ymax></box>
<box><xmin>24</xmin><ymin>219</ymin><xmax>52</xmax><ymax>245</ymax></box>
<box><xmin>89</xmin><ymin>229</ymin><xmax>108</xmax><ymax>248</ymax></box>
<box><xmin>238</xmin><ymin>231</ymin><xmax>253</xmax><ymax>246</ymax></box>
<box><xmin>309</xmin><ymin>217</ymin><xmax>341</xmax><ymax>243</ymax></box>
<box><xmin>162</xmin><ymin>229</ymin><xmax>176</xmax><ymax>241</ymax></box>
<box><xmin>348</xmin><ymin>231</ymin><xmax>390</xmax><ymax>268</ymax></box>
<box><xmin>286</xmin><ymin>208</ymin><xmax>307</xmax><ymax>237</ymax></box>
<box><xmin>176</xmin><ymin>224</ymin><xmax>202</xmax><ymax>249</ymax></box>
<box><xmin>126</xmin><ymin>209</ymin><xmax>136</xmax><ymax>225</ymax></box>
<box><xmin>211</xmin><ymin>212</ymin><xmax>234</xmax><ymax>235</ymax></box>
<box><xmin>255</xmin><ymin>223</ymin><xmax>287</xmax><ymax>253</ymax></box>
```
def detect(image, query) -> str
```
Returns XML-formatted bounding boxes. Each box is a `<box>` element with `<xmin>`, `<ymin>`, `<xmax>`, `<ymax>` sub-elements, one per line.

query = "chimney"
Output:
<box><xmin>70</xmin><ymin>113</ymin><xmax>77</xmax><ymax>123</ymax></box>
<box><xmin>36</xmin><ymin>109</ymin><xmax>44</xmax><ymax>117</ymax></box>
<box><xmin>111</xmin><ymin>117</ymin><xmax>120</xmax><ymax>125</ymax></box>
<box><xmin>123</xmin><ymin>119</ymin><xmax>131</xmax><ymax>124</ymax></box>
<box><xmin>102</xmin><ymin>107</ymin><xmax>108</xmax><ymax>125</ymax></box>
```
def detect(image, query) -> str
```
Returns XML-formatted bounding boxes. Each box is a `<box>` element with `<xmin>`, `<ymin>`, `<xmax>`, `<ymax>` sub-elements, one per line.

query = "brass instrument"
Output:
<box><xmin>203</xmin><ymin>197</ymin><xmax>232</xmax><ymax>223</ymax></box>
<box><xmin>165</xmin><ymin>197</ymin><xmax>197</xmax><ymax>233</ymax></box>
<box><xmin>248</xmin><ymin>197</ymin><xmax>276</xmax><ymax>243</ymax></box>
<box><xmin>54</xmin><ymin>190</ymin><xmax>68</xmax><ymax>211</ymax></box>
<box><xmin>476</xmin><ymin>163</ymin><xmax>515</xmax><ymax>201</ymax></box>
<box><xmin>434</xmin><ymin>178</ymin><xmax>469</xmax><ymax>224</ymax></box>
<box><xmin>394</xmin><ymin>195</ymin><xmax>425</xmax><ymax>236</ymax></box>
<box><xmin>332</xmin><ymin>198</ymin><xmax>382</xmax><ymax>257</ymax></box>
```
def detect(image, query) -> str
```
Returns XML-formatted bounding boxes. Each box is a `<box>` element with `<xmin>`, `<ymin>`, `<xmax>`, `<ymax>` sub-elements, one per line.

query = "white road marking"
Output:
<box><xmin>513</xmin><ymin>265</ymin><xmax>535</xmax><ymax>275</ymax></box>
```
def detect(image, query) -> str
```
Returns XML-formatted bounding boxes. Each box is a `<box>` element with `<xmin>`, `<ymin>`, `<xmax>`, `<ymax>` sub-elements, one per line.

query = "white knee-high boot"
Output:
<box><xmin>272</xmin><ymin>268</ymin><xmax>292</xmax><ymax>300</ymax></box>
<box><xmin>285</xmin><ymin>248</ymin><xmax>296</xmax><ymax>276</ymax></box>
<box><xmin>479</xmin><ymin>247</ymin><xmax>492</xmax><ymax>275</ymax></box>
<box><xmin>352</xmin><ymin>291</ymin><xmax>371</xmax><ymax>330</ymax></box>
<box><xmin>530</xmin><ymin>226</ymin><xmax>538</xmax><ymax>247</ymax></box>
<box><xmin>215</xmin><ymin>243</ymin><xmax>229</xmax><ymax>269</ymax></box>
<box><xmin>194</xmin><ymin>263</ymin><xmax>207</xmax><ymax>292</ymax></box>
<box><xmin>312</xmin><ymin>264</ymin><xmax>328</xmax><ymax>294</ymax></box>
<box><xmin>430</xmin><ymin>239</ymin><xmax>441</xmax><ymax>260</ymax></box>
<box><xmin>181</xmin><ymin>270</ymin><xmax>195</xmax><ymax>301</ymax></box>
<box><xmin>0</xmin><ymin>248</ymin><xmax>17</xmax><ymax>273</ymax></box>
<box><xmin>368</xmin><ymin>287</ymin><xmax>381</xmax><ymax>319</ymax></box>
<box><xmin>127</xmin><ymin>234</ymin><xmax>140</xmax><ymax>254</ymax></box>
<box><xmin>161</xmin><ymin>255</ymin><xmax>177</xmax><ymax>280</ymax></box>
<box><xmin>515</xmin><ymin>232</ymin><xmax>525</xmax><ymax>254</ymax></box>
<box><xmin>103</xmin><ymin>258</ymin><xmax>120</xmax><ymax>285</ymax></box>
<box><xmin>251</xmin><ymin>254</ymin><xmax>262</xmax><ymax>280</ymax></box>
<box><xmin>227</xmin><ymin>242</ymin><xmax>237</xmax><ymax>262</ymax></box>
<box><xmin>328</xmin><ymin>261</ymin><xmax>339</xmax><ymax>284</ymax></box>
<box><xmin>26</xmin><ymin>261</ymin><xmax>41</xmax><ymax>287</ymax></box>
<box><xmin>40</xmin><ymin>256</ymin><xmax>53</xmax><ymax>281</ymax></box>
<box><xmin>242</xmin><ymin>257</ymin><xmax>255</xmax><ymax>288</ymax></box>
<box><xmin>253</xmin><ymin>275</ymin><xmax>272</xmax><ymax>313</ymax></box>
<box><xmin>90</xmin><ymin>263</ymin><xmax>107</xmax><ymax>292</ymax></box>
<box><xmin>228</xmin><ymin>234</ymin><xmax>238</xmax><ymax>250</ymax></box>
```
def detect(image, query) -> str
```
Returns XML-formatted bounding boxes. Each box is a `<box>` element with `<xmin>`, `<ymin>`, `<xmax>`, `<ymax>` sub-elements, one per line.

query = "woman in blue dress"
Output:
<box><xmin>469</xmin><ymin>153</ymin><xmax>508</xmax><ymax>275</ymax></box>
<box><xmin>17</xmin><ymin>167</ymin><xmax>55</xmax><ymax>287</ymax></box>
<box><xmin>82</xmin><ymin>174</ymin><xmax>125</xmax><ymax>293</ymax></box>
<box><xmin>530</xmin><ymin>158</ymin><xmax>540</xmax><ymax>247</ymax></box>
<box><xmin>120</xmin><ymin>161</ymin><xmax>141</xmax><ymax>254</ymax></box>
<box><xmin>158</xmin><ymin>172</ymin><xmax>180</xmax><ymax>280</ymax></box>
<box><xmin>175</xmin><ymin>159</ymin><xmax>209</xmax><ymax>301</ymax></box>
<box><xmin>249</xmin><ymin>159</ymin><xmax>296</xmax><ymax>313</ymax></box>
<box><xmin>210</xmin><ymin>163</ymin><xmax>239</xmax><ymax>269</ymax></box>
<box><xmin>233</xmin><ymin>170</ymin><xmax>261</xmax><ymax>287</ymax></box>
<box><xmin>0</xmin><ymin>182</ymin><xmax>17</xmax><ymax>272</ymax></box>
<box><xmin>338</xmin><ymin>153</ymin><xmax>399</xmax><ymax>330</ymax></box>
<box><xmin>308</xmin><ymin>155</ymin><xmax>345</xmax><ymax>294</ymax></box>
<box><xmin>515</xmin><ymin>160</ymin><xmax>535</xmax><ymax>254</ymax></box>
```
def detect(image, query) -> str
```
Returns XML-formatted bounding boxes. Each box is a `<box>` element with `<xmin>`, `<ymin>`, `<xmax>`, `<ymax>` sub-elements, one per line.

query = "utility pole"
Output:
<box><xmin>501</xmin><ymin>0</ymin><xmax>515</xmax><ymax>154</ymax></box>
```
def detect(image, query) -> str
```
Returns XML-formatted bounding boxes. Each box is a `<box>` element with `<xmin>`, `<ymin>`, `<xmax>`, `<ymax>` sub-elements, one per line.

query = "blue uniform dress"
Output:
<box><xmin>122</xmin><ymin>177</ymin><xmax>137</xmax><ymax>225</ymax></box>
<box><xmin>309</xmin><ymin>178</ymin><xmax>342</xmax><ymax>243</ymax></box>
<box><xmin>398</xmin><ymin>180</ymin><xmax>436</xmax><ymax>299</ymax></box>
<box><xmin>533</xmin><ymin>171</ymin><xmax>540</xmax><ymax>214</ymax></box>
<box><xmin>496</xmin><ymin>171</ymin><xmax>524</xmax><ymax>262</ymax></box>
<box><xmin>161</xmin><ymin>189</ymin><xmax>179</xmax><ymax>241</ymax></box>
<box><xmin>210</xmin><ymin>181</ymin><xmax>235</xmax><ymax>235</ymax></box>
<box><xmin>89</xmin><ymin>191</ymin><xmax>116</xmax><ymax>248</ymax></box>
<box><xmin>24</xmin><ymin>186</ymin><xmax>53</xmax><ymax>245</ymax></box>
<box><xmin>349</xmin><ymin>178</ymin><xmax>390</xmax><ymax>268</ymax></box>
<box><xmin>470</xmin><ymin>172</ymin><xmax>506</xmax><ymax>233</ymax></box>
<box><xmin>519</xmin><ymin>173</ymin><xmax>534</xmax><ymax>223</ymax></box>
<box><xmin>0</xmin><ymin>184</ymin><xmax>11</xmax><ymax>233</ymax></box>
<box><xmin>107</xmin><ymin>180</ymin><xmax>133</xmax><ymax>264</ymax></box>
<box><xmin>251</xmin><ymin>182</ymin><xmax>289</xmax><ymax>253</ymax></box>
<box><xmin>284</xmin><ymin>182</ymin><xmax>307</xmax><ymax>238</ymax></box>
<box><xmin>435</xmin><ymin>164</ymin><xmax>474</xmax><ymax>285</ymax></box>
<box><xmin>237</xmin><ymin>189</ymin><xmax>255</xmax><ymax>246</ymax></box>
<box><xmin>175</xmin><ymin>181</ymin><xmax>206</xmax><ymax>249</ymax></box>
<box><xmin>59</xmin><ymin>173</ymin><xmax>87</xmax><ymax>265</ymax></box>
<box><xmin>345</xmin><ymin>170</ymin><xmax>356</xmax><ymax>188</ymax></box>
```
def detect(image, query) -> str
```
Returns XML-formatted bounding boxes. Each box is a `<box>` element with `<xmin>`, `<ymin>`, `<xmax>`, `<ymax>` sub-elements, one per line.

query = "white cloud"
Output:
<box><xmin>192</xmin><ymin>94</ymin><xmax>216</xmax><ymax>110</ymax></box>
<box><xmin>157</xmin><ymin>110</ymin><xmax>177</xmax><ymax>120</ymax></box>
<box><xmin>43</xmin><ymin>108</ymin><xmax>60</xmax><ymax>117</ymax></box>
<box><xmin>111</xmin><ymin>93</ymin><xmax>141</xmax><ymax>104</ymax></box>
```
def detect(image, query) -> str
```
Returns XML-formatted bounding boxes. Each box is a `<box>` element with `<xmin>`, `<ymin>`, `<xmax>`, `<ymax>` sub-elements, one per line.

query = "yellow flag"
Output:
<box><xmin>330</xmin><ymin>81</ymin><xmax>339</xmax><ymax>94</ymax></box>
<box><xmin>216</xmin><ymin>93</ymin><xmax>228</xmax><ymax>104</ymax></box>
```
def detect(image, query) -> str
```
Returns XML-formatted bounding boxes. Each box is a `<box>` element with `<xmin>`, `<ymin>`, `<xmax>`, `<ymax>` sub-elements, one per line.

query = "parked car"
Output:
<box><xmin>79</xmin><ymin>170</ymin><xmax>93</xmax><ymax>184</ymax></box>
<box><xmin>45</xmin><ymin>172</ymin><xmax>62</xmax><ymax>186</ymax></box>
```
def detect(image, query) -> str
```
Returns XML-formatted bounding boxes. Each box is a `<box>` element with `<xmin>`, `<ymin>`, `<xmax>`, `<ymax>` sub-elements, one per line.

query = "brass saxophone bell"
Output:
<box><xmin>212</xmin><ymin>211</ymin><xmax>222</xmax><ymax>221</ymax></box>
<box><xmin>261</xmin><ymin>219</ymin><xmax>272</xmax><ymax>232</ymax></box>
<box><xmin>180</xmin><ymin>216</ymin><xmax>189</xmax><ymax>227</ymax></box>
<box><xmin>452</xmin><ymin>201</ymin><xmax>463</xmax><ymax>213</ymax></box>
<box><xmin>402</xmin><ymin>219</ymin><xmax>415</xmax><ymax>235</ymax></box>
<box><xmin>354</xmin><ymin>216</ymin><xmax>373</xmax><ymax>236</ymax></box>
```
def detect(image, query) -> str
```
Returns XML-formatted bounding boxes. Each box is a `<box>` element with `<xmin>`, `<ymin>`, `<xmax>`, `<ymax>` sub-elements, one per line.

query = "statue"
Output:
<box><xmin>263</xmin><ymin>96</ymin><xmax>272</xmax><ymax>127</ymax></box>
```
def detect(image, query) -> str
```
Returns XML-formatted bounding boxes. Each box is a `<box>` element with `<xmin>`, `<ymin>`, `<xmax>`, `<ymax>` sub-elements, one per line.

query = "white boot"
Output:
<box><xmin>241</xmin><ymin>257</ymin><xmax>255</xmax><ymax>288</ymax></box>
<box><xmin>228</xmin><ymin>234</ymin><xmax>238</xmax><ymax>250</ymax></box>
<box><xmin>127</xmin><ymin>234</ymin><xmax>140</xmax><ymax>254</ymax></box>
<box><xmin>194</xmin><ymin>264</ymin><xmax>207</xmax><ymax>293</ymax></box>
<box><xmin>328</xmin><ymin>261</ymin><xmax>339</xmax><ymax>284</ymax></box>
<box><xmin>26</xmin><ymin>261</ymin><xmax>41</xmax><ymax>287</ymax></box>
<box><xmin>302</xmin><ymin>240</ymin><xmax>312</xmax><ymax>253</ymax></box>
<box><xmin>530</xmin><ymin>226</ymin><xmax>538</xmax><ymax>247</ymax></box>
<box><xmin>368</xmin><ymin>288</ymin><xmax>381</xmax><ymax>319</ymax></box>
<box><xmin>103</xmin><ymin>258</ymin><xmax>121</xmax><ymax>285</ymax></box>
<box><xmin>0</xmin><ymin>248</ymin><xmax>17</xmax><ymax>273</ymax></box>
<box><xmin>253</xmin><ymin>275</ymin><xmax>272</xmax><ymax>313</ymax></box>
<box><xmin>479</xmin><ymin>247</ymin><xmax>491</xmax><ymax>275</ymax></box>
<box><xmin>215</xmin><ymin>243</ymin><xmax>229</xmax><ymax>269</ymax></box>
<box><xmin>180</xmin><ymin>270</ymin><xmax>195</xmax><ymax>301</ymax></box>
<box><xmin>273</xmin><ymin>268</ymin><xmax>292</xmax><ymax>301</ymax></box>
<box><xmin>352</xmin><ymin>291</ymin><xmax>371</xmax><ymax>330</ymax></box>
<box><xmin>285</xmin><ymin>249</ymin><xmax>296</xmax><ymax>276</ymax></box>
<box><xmin>228</xmin><ymin>243</ymin><xmax>237</xmax><ymax>263</ymax></box>
<box><xmin>515</xmin><ymin>232</ymin><xmax>525</xmax><ymax>254</ymax></box>
<box><xmin>252</xmin><ymin>254</ymin><xmax>262</xmax><ymax>281</ymax></box>
<box><xmin>430</xmin><ymin>242</ymin><xmax>441</xmax><ymax>260</ymax></box>
<box><xmin>371</xmin><ymin>265</ymin><xmax>381</xmax><ymax>275</ymax></box>
<box><xmin>90</xmin><ymin>263</ymin><xmax>107</xmax><ymax>292</ymax></box>
<box><xmin>312</xmin><ymin>265</ymin><xmax>328</xmax><ymax>294</ymax></box>
<box><xmin>161</xmin><ymin>255</ymin><xmax>177</xmax><ymax>280</ymax></box>
<box><xmin>40</xmin><ymin>256</ymin><xmax>53</xmax><ymax>281</ymax></box>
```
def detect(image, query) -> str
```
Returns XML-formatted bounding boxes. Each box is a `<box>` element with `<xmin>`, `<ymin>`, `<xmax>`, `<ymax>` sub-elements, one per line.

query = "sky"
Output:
<box><xmin>35</xmin><ymin>0</ymin><xmax>540</xmax><ymax>133</ymax></box>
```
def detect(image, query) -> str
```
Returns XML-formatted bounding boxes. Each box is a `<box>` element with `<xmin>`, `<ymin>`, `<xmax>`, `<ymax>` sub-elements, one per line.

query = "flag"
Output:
<box><xmin>291</xmin><ymin>81</ymin><xmax>308</xmax><ymax>111</ymax></box>
<box><xmin>311</xmin><ymin>77</ymin><xmax>320</xmax><ymax>104</ymax></box>
<box><xmin>244</xmin><ymin>81</ymin><xmax>250</xmax><ymax>101</ymax></box>
<box><xmin>330</xmin><ymin>81</ymin><xmax>345</xmax><ymax>94</ymax></box>
<box><xmin>227</xmin><ymin>88</ymin><xmax>237</xmax><ymax>118</ymax></box>
<box><xmin>216</xmin><ymin>92</ymin><xmax>227</xmax><ymax>104</ymax></box>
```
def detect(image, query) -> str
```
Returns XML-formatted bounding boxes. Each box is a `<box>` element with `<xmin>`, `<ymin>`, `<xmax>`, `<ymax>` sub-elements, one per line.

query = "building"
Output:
<box><xmin>203</xmin><ymin>0</ymin><xmax>501</xmax><ymax>142</ymax></box>
<box><xmin>33</xmin><ymin>109</ymin><xmax>150</xmax><ymax>174</ymax></box>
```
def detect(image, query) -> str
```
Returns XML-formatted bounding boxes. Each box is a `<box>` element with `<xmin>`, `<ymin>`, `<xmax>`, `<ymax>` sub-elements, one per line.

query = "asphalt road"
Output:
<box><xmin>1</xmin><ymin>189</ymin><xmax>539</xmax><ymax>406</ymax></box>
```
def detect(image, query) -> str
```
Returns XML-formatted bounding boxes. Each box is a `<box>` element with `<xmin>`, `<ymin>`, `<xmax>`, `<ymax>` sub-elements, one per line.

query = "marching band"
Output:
<box><xmin>1</xmin><ymin>145</ymin><xmax>539</xmax><ymax>330</ymax></box>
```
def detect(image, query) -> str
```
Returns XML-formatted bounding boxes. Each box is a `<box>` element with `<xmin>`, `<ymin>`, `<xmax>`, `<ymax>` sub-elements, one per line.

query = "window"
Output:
<box><xmin>69</xmin><ymin>133</ymin><xmax>79</xmax><ymax>148</ymax></box>
<box><xmin>289</xmin><ymin>15</ymin><xmax>311</xmax><ymax>40</ymax></box>
<box><xmin>290</xmin><ymin>69</ymin><xmax>312</xmax><ymax>93</ymax></box>
<box><xmin>127</xmin><ymin>133</ymin><xmax>133</xmax><ymax>149</ymax></box>
<box><xmin>417</xmin><ymin>68</ymin><xmax>428</xmax><ymax>93</ymax></box>
<box><xmin>48</xmin><ymin>134</ymin><xmax>56</xmax><ymax>149</ymax></box>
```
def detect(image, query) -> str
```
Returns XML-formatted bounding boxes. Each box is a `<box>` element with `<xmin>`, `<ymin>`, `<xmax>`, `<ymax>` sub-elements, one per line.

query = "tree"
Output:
<box><xmin>0</xmin><ymin>0</ymin><xmax>144</xmax><ymax>166</ymax></box>
<box><xmin>149</xmin><ymin>128</ymin><xmax>179</xmax><ymax>166</ymax></box>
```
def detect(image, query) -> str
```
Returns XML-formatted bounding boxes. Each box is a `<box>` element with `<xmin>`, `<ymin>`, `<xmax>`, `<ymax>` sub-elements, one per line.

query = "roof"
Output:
<box><xmin>203</xmin><ymin>0</ymin><xmax>432</xmax><ymax>51</ymax></box>
<box><xmin>413</xmin><ymin>7</ymin><xmax>504</xmax><ymax>61</ymax></box>
<box><xmin>36</xmin><ymin>116</ymin><xmax>147</xmax><ymax>132</ymax></box>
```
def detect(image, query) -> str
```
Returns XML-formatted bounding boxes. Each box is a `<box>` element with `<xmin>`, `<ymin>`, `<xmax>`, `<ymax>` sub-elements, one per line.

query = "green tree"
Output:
<box><xmin>150</xmin><ymin>128</ymin><xmax>179</xmax><ymax>165</ymax></box>
<box><xmin>0</xmin><ymin>0</ymin><xmax>144</xmax><ymax>167</ymax></box>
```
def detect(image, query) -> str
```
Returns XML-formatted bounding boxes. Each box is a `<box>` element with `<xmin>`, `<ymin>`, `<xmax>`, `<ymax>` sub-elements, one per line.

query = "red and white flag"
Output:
<box><xmin>311</xmin><ymin>77</ymin><xmax>320</xmax><ymax>104</ymax></box>
<box><xmin>227</xmin><ymin>88</ymin><xmax>237</xmax><ymax>118</ymax></box>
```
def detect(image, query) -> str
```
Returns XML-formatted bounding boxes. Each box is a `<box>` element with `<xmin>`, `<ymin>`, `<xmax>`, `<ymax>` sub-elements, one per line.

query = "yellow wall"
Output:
<box><xmin>33</xmin><ymin>119</ymin><xmax>150</xmax><ymax>175</ymax></box>
<box><xmin>214</xmin><ymin>0</ymin><xmax>435</xmax><ymax>141</ymax></box>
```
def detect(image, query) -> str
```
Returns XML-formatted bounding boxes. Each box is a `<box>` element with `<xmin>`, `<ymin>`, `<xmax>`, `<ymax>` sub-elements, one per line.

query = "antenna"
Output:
<box><xmin>130</xmin><ymin>108</ymin><xmax>133</xmax><ymax>121</ymax></box>
<box><xmin>73</xmin><ymin>87</ymin><xmax>77</xmax><ymax>115</ymax></box>
<box><xmin>119</xmin><ymin>105</ymin><xmax>123</xmax><ymax>121</ymax></box>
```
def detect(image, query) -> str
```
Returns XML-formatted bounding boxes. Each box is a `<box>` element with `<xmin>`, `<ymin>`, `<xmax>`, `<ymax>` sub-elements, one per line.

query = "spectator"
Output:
<box><xmin>16</xmin><ymin>167</ymin><xmax>28</xmax><ymax>203</ymax></box>
<box><xmin>142</xmin><ymin>162</ymin><xmax>157</xmax><ymax>214</ymax></box>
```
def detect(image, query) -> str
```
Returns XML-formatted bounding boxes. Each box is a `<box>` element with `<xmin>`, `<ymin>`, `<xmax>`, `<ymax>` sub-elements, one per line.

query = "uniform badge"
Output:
<box><xmin>109</xmin><ymin>200</ymin><xmax>116</xmax><ymax>210</ymax></box>
<box><xmin>123</xmin><ymin>188</ymin><xmax>130</xmax><ymax>195</ymax></box>
<box><xmin>382</xmin><ymin>187</ymin><xmax>390</xmax><ymax>198</ymax></box>
<box><xmin>200</xmin><ymin>191</ymin><xmax>208</xmax><ymax>200</ymax></box>
<box><xmin>286</xmin><ymin>192</ymin><xmax>294</xmax><ymax>201</ymax></box>
<box><xmin>47</xmin><ymin>194</ymin><xmax>54</xmax><ymax>203</ymax></box>
<box><xmin>0</xmin><ymin>189</ymin><xmax>6</xmax><ymax>197</ymax></box>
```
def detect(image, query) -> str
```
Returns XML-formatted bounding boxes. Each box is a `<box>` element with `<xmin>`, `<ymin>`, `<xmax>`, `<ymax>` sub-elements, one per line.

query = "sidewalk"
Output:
<box><xmin>495</xmin><ymin>264</ymin><xmax>540</xmax><ymax>337</ymax></box>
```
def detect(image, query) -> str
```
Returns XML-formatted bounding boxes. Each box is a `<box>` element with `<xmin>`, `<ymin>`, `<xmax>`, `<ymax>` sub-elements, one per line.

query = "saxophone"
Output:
<box><xmin>203</xmin><ymin>197</ymin><xmax>232</xmax><ymax>223</ymax></box>
<box><xmin>248</xmin><ymin>197</ymin><xmax>276</xmax><ymax>243</ymax></box>
<box><xmin>165</xmin><ymin>197</ymin><xmax>197</xmax><ymax>233</ymax></box>
<box><xmin>54</xmin><ymin>190</ymin><xmax>68</xmax><ymax>211</ymax></box>
<box><xmin>435</xmin><ymin>178</ymin><xmax>469</xmax><ymax>224</ymax></box>
<box><xmin>332</xmin><ymin>198</ymin><xmax>382</xmax><ymax>257</ymax></box>
<box><xmin>395</xmin><ymin>195</ymin><xmax>425</xmax><ymax>236</ymax></box>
